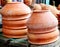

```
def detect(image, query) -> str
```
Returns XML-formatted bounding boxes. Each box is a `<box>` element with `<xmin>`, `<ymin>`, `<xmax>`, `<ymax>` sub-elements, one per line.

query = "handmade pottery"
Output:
<box><xmin>24</xmin><ymin>0</ymin><xmax>33</xmax><ymax>6</ymax></box>
<box><xmin>27</xmin><ymin>10</ymin><xmax>59</xmax><ymax>44</ymax></box>
<box><xmin>1</xmin><ymin>0</ymin><xmax>31</xmax><ymax>38</ymax></box>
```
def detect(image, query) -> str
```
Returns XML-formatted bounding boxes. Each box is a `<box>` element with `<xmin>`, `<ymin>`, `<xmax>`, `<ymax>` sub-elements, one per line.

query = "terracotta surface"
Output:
<box><xmin>1</xmin><ymin>2</ymin><xmax>31</xmax><ymax>38</ymax></box>
<box><xmin>3</xmin><ymin>28</ymin><xmax>27</xmax><ymax>38</ymax></box>
<box><xmin>27</xmin><ymin>10</ymin><xmax>58</xmax><ymax>33</ymax></box>
<box><xmin>28</xmin><ymin>29</ymin><xmax>59</xmax><ymax>44</ymax></box>
<box><xmin>27</xmin><ymin>10</ymin><xmax>59</xmax><ymax>44</ymax></box>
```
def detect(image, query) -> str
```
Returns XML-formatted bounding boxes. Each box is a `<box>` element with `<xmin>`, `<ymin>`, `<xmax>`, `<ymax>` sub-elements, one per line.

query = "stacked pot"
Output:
<box><xmin>27</xmin><ymin>10</ymin><xmax>59</xmax><ymax>44</ymax></box>
<box><xmin>1</xmin><ymin>2</ymin><xmax>31</xmax><ymax>38</ymax></box>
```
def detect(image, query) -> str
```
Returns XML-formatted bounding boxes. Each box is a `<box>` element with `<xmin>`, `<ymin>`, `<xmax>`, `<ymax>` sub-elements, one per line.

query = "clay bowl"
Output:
<box><xmin>28</xmin><ymin>29</ymin><xmax>59</xmax><ymax>44</ymax></box>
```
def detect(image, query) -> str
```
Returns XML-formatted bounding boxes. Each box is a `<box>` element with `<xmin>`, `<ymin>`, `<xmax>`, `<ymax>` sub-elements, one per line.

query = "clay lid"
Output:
<box><xmin>1</xmin><ymin>2</ymin><xmax>31</xmax><ymax>16</ymax></box>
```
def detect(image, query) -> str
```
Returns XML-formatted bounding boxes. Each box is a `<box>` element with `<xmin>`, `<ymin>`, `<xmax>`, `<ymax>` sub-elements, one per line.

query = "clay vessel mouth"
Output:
<box><xmin>33</xmin><ymin>10</ymin><xmax>50</xmax><ymax>13</ymax></box>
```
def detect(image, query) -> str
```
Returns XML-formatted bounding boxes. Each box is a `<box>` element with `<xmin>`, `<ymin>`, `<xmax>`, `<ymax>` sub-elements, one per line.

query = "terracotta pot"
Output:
<box><xmin>27</xmin><ymin>10</ymin><xmax>59</xmax><ymax>44</ymax></box>
<box><xmin>33</xmin><ymin>4</ymin><xmax>42</xmax><ymax>10</ymax></box>
<box><xmin>24</xmin><ymin>0</ymin><xmax>33</xmax><ymax>6</ymax></box>
<box><xmin>40</xmin><ymin>5</ymin><xmax>59</xmax><ymax>17</ymax></box>
<box><xmin>1</xmin><ymin>2</ymin><xmax>31</xmax><ymax>38</ymax></box>
<box><xmin>28</xmin><ymin>29</ymin><xmax>59</xmax><ymax>44</ymax></box>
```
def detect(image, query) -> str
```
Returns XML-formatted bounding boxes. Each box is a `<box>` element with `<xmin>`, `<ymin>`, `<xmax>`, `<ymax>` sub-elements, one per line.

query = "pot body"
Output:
<box><xmin>1</xmin><ymin>2</ymin><xmax>31</xmax><ymax>38</ymax></box>
<box><xmin>27</xmin><ymin>10</ymin><xmax>59</xmax><ymax>44</ymax></box>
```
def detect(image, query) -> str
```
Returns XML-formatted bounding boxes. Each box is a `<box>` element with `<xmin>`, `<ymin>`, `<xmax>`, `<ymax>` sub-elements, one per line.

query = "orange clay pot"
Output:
<box><xmin>27</xmin><ymin>10</ymin><xmax>59</xmax><ymax>44</ymax></box>
<box><xmin>1</xmin><ymin>2</ymin><xmax>31</xmax><ymax>38</ymax></box>
<box><xmin>24</xmin><ymin>0</ymin><xmax>32</xmax><ymax>6</ymax></box>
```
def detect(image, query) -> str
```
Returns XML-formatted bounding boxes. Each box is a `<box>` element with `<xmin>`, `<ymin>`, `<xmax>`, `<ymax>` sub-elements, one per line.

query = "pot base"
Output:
<box><xmin>28</xmin><ymin>36</ymin><xmax>59</xmax><ymax>45</ymax></box>
<box><xmin>3</xmin><ymin>34</ymin><xmax>27</xmax><ymax>38</ymax></box>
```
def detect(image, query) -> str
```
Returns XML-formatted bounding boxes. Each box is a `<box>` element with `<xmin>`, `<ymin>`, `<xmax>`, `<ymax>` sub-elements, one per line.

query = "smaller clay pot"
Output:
<box><xmin>28</xmin><ymin>29</ymin><xmax>59</xmax><ymax>44</ymax></box>
<box><xmin>33</xmin><ymin>4</ymin><xmax>42</xmax><ymax>10</ymax></box>
<box><xmin>40</xmin><ymin>4</ymin><xmax>59</xmax><ymax>17</ymax></box>
<box><xmin>40</xmin><ymin>3</ymin><xmax>46</xmax><ymax>10</ymax></box>
<box><xmin>24</xmin><ymin>0</ymin><xmax>32</xmax><ymax>6</ymax></box>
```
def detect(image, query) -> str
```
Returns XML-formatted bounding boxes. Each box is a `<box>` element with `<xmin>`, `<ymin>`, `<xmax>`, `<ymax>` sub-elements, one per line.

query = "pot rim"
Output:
<box><xmin>33</xmin><ymin>10</ymin><xmax>50</xmax><ymax>13</ymax></box>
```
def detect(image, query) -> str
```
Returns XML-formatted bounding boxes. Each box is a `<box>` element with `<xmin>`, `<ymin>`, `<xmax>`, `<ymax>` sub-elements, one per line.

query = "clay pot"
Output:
<box><xmin>1</xmin><ymin>2</ymin><xmax>31</xmax><ymax>38</ymax></box>
<box><xmin>24</xmin><ymin>0</ymin><xmax>32</xmax><ymax>6</ymax></box>
<box><xmin>40</xmin><ymin>3</ymin><xmax>46</xmax><ymax>10</ymax></box>
<box><xmin>40</xmin><ymin>4</ymin><xmax>59</xmax><ymax>17</ymax></box>
<box><xmin>33</xmin><ymin>4</ymin><xmax>42</xmax><ymax>10</ymax></box>
<box><xmin>27</xmin><ymin>10</ymin><xmax>59</xmax><ymax>44</ymax></box>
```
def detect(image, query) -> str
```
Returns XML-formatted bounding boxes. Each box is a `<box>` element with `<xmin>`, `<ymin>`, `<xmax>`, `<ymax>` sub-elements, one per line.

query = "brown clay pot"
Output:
<box><xmin>1</xmin><ymin>2</ymin><xmax>31</xmax><ymax>38</ymax></box>
<box><xmin>27</xmin><ymin>10</ymin><xmax>59</xmax><ymax>44</ymax></box>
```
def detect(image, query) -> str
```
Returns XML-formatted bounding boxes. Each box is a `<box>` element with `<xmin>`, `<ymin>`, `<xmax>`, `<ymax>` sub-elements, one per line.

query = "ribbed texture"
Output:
<box><xmin>1</xmin><ymin>2</ymin><xmax>31</xmax><ymax>38</ymax></box>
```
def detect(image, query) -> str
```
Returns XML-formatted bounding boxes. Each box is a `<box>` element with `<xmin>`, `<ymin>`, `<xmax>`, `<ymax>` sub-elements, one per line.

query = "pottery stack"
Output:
<box><xmin>27</xmin><ymin>10</ymin><xmax>59</xmax><ymax>44</ymax></box>
<box><xmin>1</xmin><ymin>1</ymin><xmax>31</xmax><ymax>38</ymax></box>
